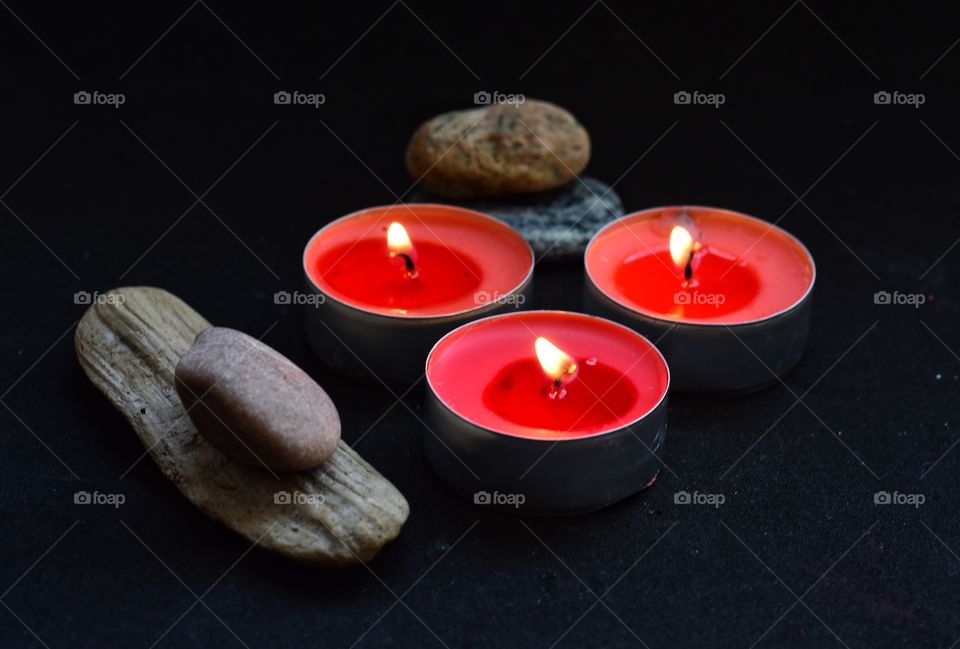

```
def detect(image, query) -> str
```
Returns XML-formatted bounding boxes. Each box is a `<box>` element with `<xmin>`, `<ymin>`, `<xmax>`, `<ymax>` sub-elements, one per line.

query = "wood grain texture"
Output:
<box><xmin>75</xmin><ymin>286</ymin><xmax>409</xmax><ymax>566</ymax></box>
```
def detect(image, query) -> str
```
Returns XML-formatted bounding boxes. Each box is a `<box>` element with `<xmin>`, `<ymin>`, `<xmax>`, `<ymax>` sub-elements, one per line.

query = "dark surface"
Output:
<box><xmin>2</xmin><ymin>2</ymin><xmax>959</xmax><ymax>648</ymax></box>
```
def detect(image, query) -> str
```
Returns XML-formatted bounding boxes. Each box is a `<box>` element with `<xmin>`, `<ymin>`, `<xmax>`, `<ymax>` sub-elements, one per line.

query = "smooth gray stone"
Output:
<box><xmin>412</xmin><ymin>176</ymin><xmax>624</xmax><ymax>261</ymax></box>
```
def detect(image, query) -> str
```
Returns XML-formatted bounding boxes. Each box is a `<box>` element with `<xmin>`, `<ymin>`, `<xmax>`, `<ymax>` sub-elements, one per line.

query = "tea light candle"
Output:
<box><xmin>424</xmin><ymin>310</ymin><xmax>669</xmax><ymax>514</ymax></box>
<box><xmin>303</xmin><ymin>204</ymin><xmax>533</xmax><ymax>386</ymax></box>
<box><xmin>585</xmin><ymin>206</ymin><xmax>815</xmax><ymax>394</ymax></box>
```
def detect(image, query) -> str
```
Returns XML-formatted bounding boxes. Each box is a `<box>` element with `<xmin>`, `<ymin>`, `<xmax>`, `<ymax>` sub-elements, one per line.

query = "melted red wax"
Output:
<box><xmin>483</xmin><ymin>358</ymin><xmax>639</xmax><ymax>432</ymax></box>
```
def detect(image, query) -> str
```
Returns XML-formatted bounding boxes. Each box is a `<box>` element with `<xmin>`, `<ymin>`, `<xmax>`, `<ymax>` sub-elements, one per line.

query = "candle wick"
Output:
<box><xmin>553</xmin><ymin>378</ymin><xmax>562</xmax><ymax>388</ymax></box>
<box><xmin>684</xmin><ymin>250</ymin><xmax>694</xmax><ymax>281</ymax></box>
<box><xmin>397</xmin><ymin>252</ymin><xmax>416</xmax><ymax>274</ymax></box>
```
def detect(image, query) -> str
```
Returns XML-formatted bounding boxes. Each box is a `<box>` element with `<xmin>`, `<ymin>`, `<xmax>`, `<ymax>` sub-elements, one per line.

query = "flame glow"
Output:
<box><xmin>535</xmin><ymin>337</ymin><xmax>578</xmax><ymax>384</ymax></box>
<box><xmin>669</xmin><ymin>225</ymin><xmax>694</xmax><ymax>268</ymax></box>
<box><xmin>387</xmin><ymin>222</ymin><xmax>413</xmax><ymax>256</ymax></box>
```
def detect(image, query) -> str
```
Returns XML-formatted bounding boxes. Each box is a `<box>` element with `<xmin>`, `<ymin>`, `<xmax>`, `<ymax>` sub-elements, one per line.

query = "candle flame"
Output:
<box><xmin>387</xmin><ymin>222</ymin><xmax>414</xmax><ymax>256</ymax></box>
<box><xmin>535</xmin><ymin>337</ymin><xmax>578</xmax><ymax>384</ymax></box>
<box><xmin>669</xmin><ymin>225</ymin><xmax>694</xmax><ymax>268</ymax></box>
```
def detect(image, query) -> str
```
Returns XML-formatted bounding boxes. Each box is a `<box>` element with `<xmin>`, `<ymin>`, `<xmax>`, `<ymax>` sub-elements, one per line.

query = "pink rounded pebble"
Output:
<box><xmin>175</xmin><ymin>327</ymin><xmax>341</xmax><ymax>472</ymax></box>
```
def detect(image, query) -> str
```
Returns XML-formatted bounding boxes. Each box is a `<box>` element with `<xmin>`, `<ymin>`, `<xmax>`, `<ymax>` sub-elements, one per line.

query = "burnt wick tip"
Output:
<box><xmin>398</xmin><ymin>253</ymin><xmax>416</xmax><ymax>273</ymax></box>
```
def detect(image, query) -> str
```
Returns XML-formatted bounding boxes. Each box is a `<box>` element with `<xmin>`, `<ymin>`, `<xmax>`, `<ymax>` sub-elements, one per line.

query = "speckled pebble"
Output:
<box><xmin>413</xmin><ymin>176</ymin><xmax>623</xmax><ymax>261</ymax></box>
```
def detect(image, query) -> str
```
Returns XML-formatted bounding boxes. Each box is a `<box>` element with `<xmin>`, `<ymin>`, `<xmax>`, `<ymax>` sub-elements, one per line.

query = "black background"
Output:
<box><xmin>2</xmin><ymin>2</ymin><xmax>959</xmax><ymax>648</ymax></box>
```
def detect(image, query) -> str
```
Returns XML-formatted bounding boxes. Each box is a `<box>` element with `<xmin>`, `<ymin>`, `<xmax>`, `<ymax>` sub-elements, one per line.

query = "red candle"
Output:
<box><xmin>586</xmin><ymin>206</ymin><xmax>814</xmax><ymax>324</ymax></box>
<box><xmin>427</xmin><ymin>311</ymin><xmax>668</xmax><ymax>439</ymax></box>
<box><xmin>424</xmin><ymin>311</ymin><xmax>669</xmax><ymax>514</ymax></box>
<box><xmin>302</xmin><ymin>204</ymin><xmax>533</xmax><ymax>386</ymax></box>
<box><xmin>304</xmin><ymin>204</ymin><xmax>532</xmax><ymax>317</ymax></box>
<box><xmin>584</xmin><ymin>206</ymin><xmax>816</xmax><ymax>394</ymax></box>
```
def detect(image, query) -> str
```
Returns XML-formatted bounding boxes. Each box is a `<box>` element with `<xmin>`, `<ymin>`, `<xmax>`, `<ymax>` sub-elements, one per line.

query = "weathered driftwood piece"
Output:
<box><xmin>75</xmin><ymin>286</ymin><xmax>409</xmax><ymax>565</ymax></box>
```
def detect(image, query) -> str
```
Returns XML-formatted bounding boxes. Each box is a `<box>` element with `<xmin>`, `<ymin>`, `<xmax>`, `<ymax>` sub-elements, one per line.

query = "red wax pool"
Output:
<box><xmin>426</xmin><ymin>311</ymin><xmax>669</xmax><ymax>439</ymax></box>
<box><xmin>585</xmin><ymin>207</ymin><xmax>815</xmax><ymax>325</ymax></box>
<box><xmin>304</xmin><ymin>204</ymin><xmax>533</xmax><ymax>318</ymax></box>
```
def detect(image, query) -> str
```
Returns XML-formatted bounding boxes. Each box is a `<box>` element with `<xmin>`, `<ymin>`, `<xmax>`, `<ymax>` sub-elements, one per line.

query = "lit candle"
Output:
<box><xmin>424</xmin><ymin>310</ymin><xmax>669</xmax><ymax>514</ymax></box>
<box><xmin>303</xmin><ymin>204</ymin><xmax>534</xmax><ymax>386</ymax></box>
<box><xmin>585</xmin><ymin>206</ymin><xmax>815</xmax><ymax>394</ymax></box>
